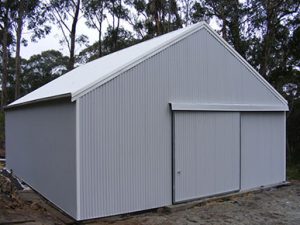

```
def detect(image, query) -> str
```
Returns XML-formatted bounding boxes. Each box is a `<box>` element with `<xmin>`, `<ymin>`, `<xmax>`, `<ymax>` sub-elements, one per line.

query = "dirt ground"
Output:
<box><xmin>0</xmin><ymin>171</ymin><xmax>300</xmax><ymax>225</ymax></box>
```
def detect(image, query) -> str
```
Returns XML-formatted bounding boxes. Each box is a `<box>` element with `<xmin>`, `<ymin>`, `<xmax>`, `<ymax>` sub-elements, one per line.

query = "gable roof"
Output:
<box><xmin>8</xmin><ymin>22</ymin><xmax>287</xmax><ymax>108</ymax></box>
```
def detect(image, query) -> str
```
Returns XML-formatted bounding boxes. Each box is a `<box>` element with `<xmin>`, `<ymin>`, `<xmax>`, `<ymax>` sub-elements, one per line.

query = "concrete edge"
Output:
<box><xmin>161</xmin><ymin>181</ymin><xmax>290</xmax><ymax>213</ymax></box>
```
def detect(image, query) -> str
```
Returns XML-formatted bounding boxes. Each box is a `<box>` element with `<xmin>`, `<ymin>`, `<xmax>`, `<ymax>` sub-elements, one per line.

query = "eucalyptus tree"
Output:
<box><xmin>21</xmin><ymin>50</ymin><xmax>68</xmax><ymax>94</ymax></box>
<box><xmin>246</xmin><ymin>0</ymin><xmax>300</xmax><ymax>78</ymax></box>
<box><xmin>49</xmin><ymin>0</ymin><xmax>87</xmax><ymax>71</ymax></box>
<box><xmin>82</xmin><ymin>0</ymin><xmax>107</xmax><ymax>57</ymax></box>
<box><xmin>106</xmin><ymin>0</ymin><xmax>129</xmax><ymax>52</ymax></box>
<box><xmin>0</xmin><ymin>0</ymin><xmax>16</xmax><ymax>107</ymax></box>
<box><xmin>13</xmin><ymin>0</ymin><xmax>51</xmax><ymax>99</ymax></box>
<box><xmin>128</xmin><ymin>0</ymin><xmax>182</xmax><ymax>39</ymax></box>
<box><xmin>190</xmin><ymin>0</ymin><xmax>247</xmax><ymax>58</ymax></box>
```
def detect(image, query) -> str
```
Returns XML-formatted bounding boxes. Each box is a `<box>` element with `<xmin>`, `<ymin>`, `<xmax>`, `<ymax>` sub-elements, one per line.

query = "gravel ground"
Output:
<box><xmin>89</xmin><ymin>182</ymin><xmax>300</xmax><ymax>225</ymax></box>
<box><xmin>0</xmin><ymin>172</ymin><xmax>300</xmax><ymax>225</ymax></box>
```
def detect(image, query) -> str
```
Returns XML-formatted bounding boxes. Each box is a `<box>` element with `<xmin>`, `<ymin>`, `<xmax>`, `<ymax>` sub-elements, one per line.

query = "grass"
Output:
<box><xmin>287</xmin><ymin>163</ymin><xmax>300</xmax><ymax>180</ymax></box>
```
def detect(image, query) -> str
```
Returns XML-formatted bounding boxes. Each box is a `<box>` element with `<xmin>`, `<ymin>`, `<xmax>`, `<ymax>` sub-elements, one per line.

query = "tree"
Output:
<box><xmin>14</xmin><ymin>0</ymin><xmax>51</xmax><ymax>99</ymax></box>
<box><xmin>14</xmin><ymin>0</ymin><xmax>25</xmax><ymax>100</ymax></box>
<box><xmin>127</xmin><ymin>0</ymin><xmax>183</xmax><ymax>40</ymax></box>
<box><xmin>21</xmin><ymin>50</ymin><xmax>68</xmax><ymax>94</ymax></box>
<box><xmin>82</xmin><ymin>0</ymin><xmax>107</xmax><ymax>57</ymax></box>
<box><xmin>49</xmin><ymin>0</ymin><xmax>87</xmax><ymax>71</ymax></box>
<box><xmin>77</xmin><ymin>27</ymin><xmax>136</xmax><ymax>64</ymax></box>
<box><xmin>0</xmin><ymin>1</ymin><xmax>15</xmax><ymax>107</ymax></box>
<box><xmin>106</xmin><ymin>0</ymin><xmax>129</xmax><ymax>52</ymax></box>
<box><xmin>180</xmin><ymin>0</ymin><xmax>195</xmax><ymax>26</ymax></box>
<box><xmin>191</xmin><ymin>0</ymin><xmax>247</xmax><ymax>58</ymax></box>
<box><xmin>102</xmin><ymin>26</ymin><xmax>136</xmax><ymax>54</ymax></box>
<box><xmin>246</xmin><ymin>0</ymin><xmax>300</xmax><ymax>78</ymax></box>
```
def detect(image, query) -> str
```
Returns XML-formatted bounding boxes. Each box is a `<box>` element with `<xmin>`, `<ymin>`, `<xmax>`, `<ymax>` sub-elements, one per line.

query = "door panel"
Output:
<box><xmin>241</xmin><ymin>112</ymin><xmax>285</xmax><ymax>190</ymax></box>
<box><xmin>174</xmin><ymin>111</ymin><xmax>240</xmax><ymax>202</ymax></box>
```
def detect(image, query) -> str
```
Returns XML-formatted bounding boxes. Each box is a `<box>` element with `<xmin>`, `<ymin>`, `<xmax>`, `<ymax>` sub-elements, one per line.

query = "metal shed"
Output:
<box><xmin>6</xmin><ymin>22</ymin><xmax>288</xmax><ymax>220</ymax></box>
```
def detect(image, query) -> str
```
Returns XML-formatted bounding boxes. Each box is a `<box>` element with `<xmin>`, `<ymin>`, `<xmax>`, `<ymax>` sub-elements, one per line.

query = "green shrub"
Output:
<box><xmin>287</xmin><ymin>163</ymin><xmax>300</xmax><ymax>180</ymax></box>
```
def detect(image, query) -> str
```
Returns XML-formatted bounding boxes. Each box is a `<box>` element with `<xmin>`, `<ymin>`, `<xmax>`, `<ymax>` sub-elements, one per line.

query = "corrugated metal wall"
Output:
<box><xmin>6</xmin><ymin>100</ymin><xmax>77</xmax><ymax>218</ymax></box>
<box><xmin>77</xmin><ymin>61</ymin><xmax>172</xmax><ymax>219</ymax></box>
<box><xmin>77</xmin><ymin>28</ymin><xmax>286</xmax><ymax>219</ymax></box>
<box><xmin>173</xmin><ymin>111</ymin><xmax>240</xmax><ymax>202</ymax></box>
<box><xmin>241</xmin><ymin>112</ymin><xmax>286</xmax><ymax>190</ymax></box>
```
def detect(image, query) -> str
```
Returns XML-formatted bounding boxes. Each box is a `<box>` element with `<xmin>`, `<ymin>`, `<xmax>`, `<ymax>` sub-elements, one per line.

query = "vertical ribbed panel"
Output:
<box><xmin>77</xmin><ymin>28</ymin><xmax>286</xmax><ymax>219</ymax></box>
<box><xmin>6</xmin><ymin>101</ymin><xmax>77</xmax><ymax>218</ymax></box>
<box><xmin>78</xmin><ymin>60</ymin><xmax>171</xmax><ymax>219</ymax></box>
<box><xmin>241</xmin><ymin>112</ymin><xmax>286</xmax><ymax>190</ymax></box>
<box><xmin>174</xmin><ymin>112</ymin><xmax>240</xmax><ymax>202</ymax></box>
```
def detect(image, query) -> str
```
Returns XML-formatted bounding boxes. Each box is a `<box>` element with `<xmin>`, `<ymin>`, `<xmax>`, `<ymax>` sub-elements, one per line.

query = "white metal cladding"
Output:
<box><xmin>77</xmin><ymin>71</ymin><xmax>172</xmax><ymax>219</ymax></box>
<box><xmin>6</xmin><ymin>101</ymin><xmax>77</xmax><ymax>217</ymax></box>
<box><xmin>77</xmin><ymin>28</ymin><xmax>287</xmax><ymax>219</ymax></box>
<box><xmin>173</xmin><ymin>112</ymin><xmax>240</xmax><ymax>202</ymax></box>
<box><xmin>240</xmin><ymin>112</ymin><xmax>286</xmax><ymax>190</ymax></box>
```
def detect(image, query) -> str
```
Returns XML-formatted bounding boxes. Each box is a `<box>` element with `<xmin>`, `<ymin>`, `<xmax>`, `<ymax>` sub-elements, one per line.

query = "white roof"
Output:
<box><xmin>10</xmin><ymin>22</ymin><xmax>205</xmax><ymax>107</ymax></box>
<box><xmin>9</xmin><ymin>22</ymin><xmax>287</xmax><ymax>107</ymax></box>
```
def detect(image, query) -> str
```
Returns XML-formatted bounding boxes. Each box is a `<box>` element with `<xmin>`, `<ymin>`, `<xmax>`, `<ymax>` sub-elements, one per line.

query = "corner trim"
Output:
<box><xmin>75</xmin><ymin>99</ymin><xmax>81</xmax><ymax>220</ymax></box>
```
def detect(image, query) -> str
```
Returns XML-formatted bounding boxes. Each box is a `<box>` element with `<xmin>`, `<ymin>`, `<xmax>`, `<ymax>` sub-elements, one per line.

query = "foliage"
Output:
<box><xmin>0</xmin><ymin>0</ymin><xmax>51</xmax><ymax>104</ymax></box>
<box><xmin>82</xmin><ymin>0</ymin><xmax>107</xmax><ymax>57</ymax></box>
<box><xmin>21</xmin><ymin>50</ymin><xmax>69</xmax><ymax>95</ymax></box>
<box><xmin>49</xmin><ymin>0</ymin><xmax>85</xmax><ymax>70</ymax></box>
<box><xmin>0</xmin><ymin>50</ymin><xmax>68</xmax><ymax>104</ymax></box>
<box><xmin>127</xmin><ymin>0</ymin><xmax>182</xmax><ymax>39</ymax></box>
<box><xmin>287</xmin><ymin>99</ymin><xmax>300</xmax><ymax>164</ymax></box>
<box><xmin>287</xmin><ymin>163</ymin><xmax>300</xmax><ymax>180</ymax></box>
<box><xmin>77</xmin><ymin>27</ymin><xmax>136</xmax><ymax>65</ymax></box>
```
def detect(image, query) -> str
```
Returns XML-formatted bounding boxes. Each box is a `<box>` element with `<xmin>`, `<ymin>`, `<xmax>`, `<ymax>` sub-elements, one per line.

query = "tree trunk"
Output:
<box><xmin>98</xmin><ymin>6</ymin><xmax>104</xmax><ymax>57</ymax></box>
<box><xmin>15</xmin><ymin>0</ymin><xmax>26</xmax><ymax>99</ymax></box>
<box><xmin>220</xmin><ymin>11</ymin><xmax>228</xmax><ymax>42</ymax></box>
<box><xmin>1</xmin><ymin>29</ymin><xmax>8</xmax><ymax>108</ymax></box>
<box><xmin>185</xmin><ymin>0</ymin><xmax>189</xmax><ymax>26</ymax></box>
<box><xmin>1</xmin><ymin>4</ymin><xmax>9</xmax><ymax>108</ymax></box>
<box><xmin>114</xmin><ymin>0</ymin><xmax>121</xmax><ymax>51</ymax></box>
<box><xmin>228</xmin><ymin>0</ymin><xmax>245</xmax><ymax>58</ymax></box>
<box><xmin>67</xmin><ymin>0</ymin><xmax>80</xmax><ymax>71</ymax></box>
<box><xmin>259</xmin><ymin>1</ymin><xmax>277</xmax><ymax>79</ymax></box>
<box><xmin>167</xmin><ymin>1</ymin><xmax>171</xmax><ymax>32</ymax></box>
<box><xmin>111</xmin><ymin>0</ymin><xmax>117</xmax><ymax>51</ymax></box>
<box><xmin>98</xmin><ymin>29</ymin><xmax>102</xmax><ymax>57</ymax></box>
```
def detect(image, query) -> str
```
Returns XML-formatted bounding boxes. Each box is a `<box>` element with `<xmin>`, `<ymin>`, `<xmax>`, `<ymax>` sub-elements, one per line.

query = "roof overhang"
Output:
<box><xmin>170</xmin><ymin>103</ymin><xmax>289</xmax><ymax>112</ymax></box>
<box><xmin>5</xmin><ymin>93</ymin><xmax>72</xmax><ymax>110</ymax></box>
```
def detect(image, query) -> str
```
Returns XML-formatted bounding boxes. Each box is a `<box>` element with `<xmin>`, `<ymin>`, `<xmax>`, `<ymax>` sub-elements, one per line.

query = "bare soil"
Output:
<box><xmin>0</xmin><ymin>172</ymin><xmax>300</xmax><ymax>225</ymax></box>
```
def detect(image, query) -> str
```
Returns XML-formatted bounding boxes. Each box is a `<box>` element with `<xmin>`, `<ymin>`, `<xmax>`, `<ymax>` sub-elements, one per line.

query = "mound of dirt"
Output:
<box><xmin>0</xmin><ymin>171</ymin><xmax>73</xmax><ymax>224</ymax></box>
<box><xmin>0</xmin><ymin>170</ymin><xmax>24</xmax><ymax>194</ymax></box>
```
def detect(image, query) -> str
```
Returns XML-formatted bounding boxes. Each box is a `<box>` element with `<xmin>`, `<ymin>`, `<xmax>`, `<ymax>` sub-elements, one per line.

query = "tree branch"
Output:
<box><xmin>52</xmin><ymin>6</ymin><xmax>71</xmax><ymax>33</ymax></box>
<box><xmin>52</xmin><ymin>12</ymin><xmax>71</xmax><ymax>51</ymax></box>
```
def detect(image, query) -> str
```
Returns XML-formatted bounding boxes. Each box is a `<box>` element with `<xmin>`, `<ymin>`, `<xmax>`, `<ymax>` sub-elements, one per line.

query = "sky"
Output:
<box><xmin>21</xmin><ymin>12</ymin><xmax>220</xmax><ymax>60</ymax></box>
<box><xmin>22</xmin><ymin>16</ymin><xmax>106</xmax><ymax>59</ymax></box>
